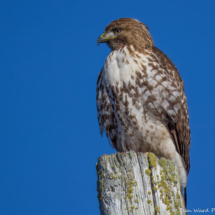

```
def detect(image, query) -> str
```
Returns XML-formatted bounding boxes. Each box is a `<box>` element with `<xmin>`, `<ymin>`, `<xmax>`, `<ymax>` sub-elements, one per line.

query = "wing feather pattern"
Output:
<box><xmin>152</xmin><ymin>47</ymin><xmax>191</xmax><ymax>174</ymax></box>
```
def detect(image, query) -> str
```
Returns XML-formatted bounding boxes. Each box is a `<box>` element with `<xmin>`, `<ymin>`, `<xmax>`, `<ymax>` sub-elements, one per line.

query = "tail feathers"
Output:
<box><xmin>184</xmin><ymin>187</ymin><xmax>187</xmax><ymax>208</ymax></box>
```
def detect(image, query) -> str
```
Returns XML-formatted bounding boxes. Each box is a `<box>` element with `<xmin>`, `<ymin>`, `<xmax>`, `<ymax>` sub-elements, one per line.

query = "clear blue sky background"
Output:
<box><xmin>0</xmin><ymin>0</ymin><xmax>215</xmax><ymax>214</ymax></box>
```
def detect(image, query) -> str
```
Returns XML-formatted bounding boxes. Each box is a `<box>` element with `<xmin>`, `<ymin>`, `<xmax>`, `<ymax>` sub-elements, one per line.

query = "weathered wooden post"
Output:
<box><xmin>96</xmin><ymin>151</ymin><xmax>186</xmax><ymax>215</ymax></box>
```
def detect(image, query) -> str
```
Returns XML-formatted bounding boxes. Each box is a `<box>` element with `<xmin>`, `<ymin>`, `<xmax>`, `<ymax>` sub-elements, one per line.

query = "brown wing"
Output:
<box><xmin>166</xmin><ymin>111</ymin><xmax>191</xmax><ymax>174</ymax></box>
<box><xmin>96</xmin><ymin>69</ymin><xmax>119</xmax><ymax>150</ymax></box>
<box><xmin>96</xmin><ymin>70</ymin><xmax>105</xmax><ymax>136</ymax></box>
<box><xmin>152</xmin><ymin>47</ymin><xmax>191</xmax><ymax>174</ymax></box>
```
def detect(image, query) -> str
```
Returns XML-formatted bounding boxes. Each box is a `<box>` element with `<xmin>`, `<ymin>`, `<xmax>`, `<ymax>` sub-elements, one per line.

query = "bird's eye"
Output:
<box><xmin>113</xmin><ymin>28</ymin><xmax>121</xmax><ymax>34</ymax></box>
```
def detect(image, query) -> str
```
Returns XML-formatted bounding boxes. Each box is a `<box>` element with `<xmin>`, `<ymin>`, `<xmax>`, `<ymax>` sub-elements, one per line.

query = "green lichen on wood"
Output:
<box><xmin>96</xmin><ymin>163</ymin><xmax>104</xmax><ymax>201</ymax></box>
<box><xmin>157</xmin><ymin>157</ymin><xmax>182</xmax><ymax>214</ymax></box>
<box><xmin>171</xmin><ymin>176</ymin><xmax>178</xmax><ymax>185</ymax></box>
<box><xmin>174</xmin><ymin>192</ymin><xmax>182</xmax><ymax>215</ymax></box>
<box><xmin>158</xmin><ymin>177</ymin><xmax>170</xmax><ymax>195</ymax></box>
<box><xmin>97</xmin><ymin>178</ymin><xmax>104</xmax><ymax>201</ymax></box>
<box><xmin>147</xmin><ymin>199</ymin><xmax>151</xmax><ymax>204</ymax></box>
<box><xmin>127</xmin><ymin>186</ymin><xmax>133</xmax><ymax>194</ymax></box>
<box><xmin>169</xmin><ymin>161</ymin><xmax>175</xmax><ymax>172</ymax></box>
<box><xmin>155</xmin><ymin>206</ymin><xmax>160</xmax><ymax>213</ymax></box>
<box><xmin>125</xmin><ymin>174</ymin><xmax>135</xmax><ymax>206</ymax></box>
<box><xmin>158</xmin><ymin>158</ymin><xmax>178</xmax><ymax>185</ymax></box>
<box><xmin>145</xmin><ymin>169</ymin><xmax>151</xmax><ymax>176</ymax></box>
<box><xmin>158</xmin><ymin>158</ymin><xmax>168</xmax><ymax>174</ymax></box>
<box><xmin>148</xmin><ymin>153</ymin><xmax>157</xmax><ymax>168</ymax></box>
<box><xmin>160</xmin><ymin>189</ymin><xmax>163</xmax><ymax>198</ymax></box>
<box><xmin>130</xmin><ymin>206</ymin><xmax>135</xmax><ymax>212</ymax></box>
<box><xmin>127</xmin><ymin>194</ymin><xmax>133</xmax><ymax>200</ymax></box>
<box><xmin>133</xmin><ymin>181</ymin><xmax>138</xmax><ymax>186</ymax></box>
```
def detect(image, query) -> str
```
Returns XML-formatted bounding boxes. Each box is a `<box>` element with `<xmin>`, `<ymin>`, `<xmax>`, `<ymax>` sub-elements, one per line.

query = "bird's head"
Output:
<box><xmin>97</xmin><ymin>18</ymin><xmax>154</xmax><ymax>51</ymax></box>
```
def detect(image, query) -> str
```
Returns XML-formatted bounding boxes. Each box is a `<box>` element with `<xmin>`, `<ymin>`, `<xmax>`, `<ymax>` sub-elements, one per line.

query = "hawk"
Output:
<box><xmin>96</xmin><ymin>18</ymin><xmax>190</xmax><ymax>194</ymax></box>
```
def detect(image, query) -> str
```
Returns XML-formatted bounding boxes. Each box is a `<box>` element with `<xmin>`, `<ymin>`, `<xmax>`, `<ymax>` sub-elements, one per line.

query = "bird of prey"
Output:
<box><xmin>96</xmin><ymin>18</ymin><xmax>190</xmax><ymax>198</ymax></box>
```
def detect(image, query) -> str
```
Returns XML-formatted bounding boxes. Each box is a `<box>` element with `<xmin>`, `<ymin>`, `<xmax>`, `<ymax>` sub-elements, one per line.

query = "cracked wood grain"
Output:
<box><xmin>96</xmin><ymin>151</ymin><xmax>186</xmax><ymax>215</ymax></box>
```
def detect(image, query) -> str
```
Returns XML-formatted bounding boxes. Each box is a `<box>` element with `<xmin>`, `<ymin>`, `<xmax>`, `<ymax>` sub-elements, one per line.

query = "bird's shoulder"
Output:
<box><xmin>148</xmin><ymin>47</ymin><xmax>184</xmax><ymax>90</ymax></box>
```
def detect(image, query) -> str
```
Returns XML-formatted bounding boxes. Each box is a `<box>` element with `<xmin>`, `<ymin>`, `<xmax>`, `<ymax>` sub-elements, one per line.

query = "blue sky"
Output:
<box><xmin>0</xmin><ymin>0</ymin><xmax>215</xmax><ymax>214</ymax></box>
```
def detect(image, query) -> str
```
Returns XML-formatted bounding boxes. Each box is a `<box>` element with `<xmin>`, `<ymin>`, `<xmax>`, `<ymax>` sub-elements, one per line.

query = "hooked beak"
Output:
<box><xmin>97</xmin><ymin>33</ymin><xmax>106</xmax><ymax>46</ymax></box>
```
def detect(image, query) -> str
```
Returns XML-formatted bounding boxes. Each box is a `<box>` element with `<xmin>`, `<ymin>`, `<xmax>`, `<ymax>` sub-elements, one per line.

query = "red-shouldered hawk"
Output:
<box><xmin>96</xmin><ymin>18</ymin><xmax>190</xmax><ymax>193</ymax></box>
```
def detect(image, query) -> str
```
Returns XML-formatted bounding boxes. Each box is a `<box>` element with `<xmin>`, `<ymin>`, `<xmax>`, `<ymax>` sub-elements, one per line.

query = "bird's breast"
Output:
<box><xmin>103</xmin><ymin>46</ymin><xmax>148</xmax><ymax>88</ymax></box>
